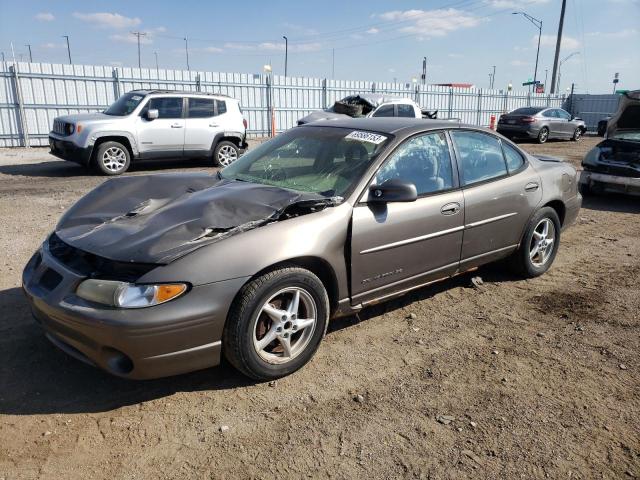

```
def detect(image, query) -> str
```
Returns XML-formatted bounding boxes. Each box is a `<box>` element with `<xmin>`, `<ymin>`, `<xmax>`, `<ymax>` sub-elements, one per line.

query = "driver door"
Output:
<box><xmin>350</xmin><ymin>131</ymin><xmax>464</xmax><ymax>305</ymax></box>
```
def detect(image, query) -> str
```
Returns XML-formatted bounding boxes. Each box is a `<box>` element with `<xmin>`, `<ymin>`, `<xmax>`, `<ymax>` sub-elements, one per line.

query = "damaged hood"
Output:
<box><xmin>607</xmin><ymin>90</ymin><xmax>640</xmax><ymax>139</ymax></box>
<box><xmin>55</xmin><ymin>174</ymin><xmax>324</xmax><ymax>264</ymax></box>
<box><xmin>297</xmin><ymin>110</ymin><xmax>351</xmax><ymax>125</ymax></box>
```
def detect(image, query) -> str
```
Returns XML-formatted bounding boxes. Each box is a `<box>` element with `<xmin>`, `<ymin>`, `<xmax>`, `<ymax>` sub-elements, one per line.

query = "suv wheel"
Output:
<box><xmin>214</xmin><ymin>141</ymin><xmax>239</xmax><ymax>167</ymax></box>
<box><xmin>537</xmin><ymin>127</ymin><xmax>549</xmax><ymax>144</ymax></box>
<box><xmin>571</xmin><ymin>127</ymin><xmax>582</xmax><ymax>141</ymax></box>
<box><xmin>509</xmin><ymin>207</ymin><xmax>561</xmax><ymax>278</ymax></box>
<box><xmin>94</xmin><ymin>141</ymin><xmax>130</xmax><ymax>175</ymax></box>
<box><xmin>223</xmin><ymin>267</ymin><xmax>329</xmax><ymax>380</ymax></box>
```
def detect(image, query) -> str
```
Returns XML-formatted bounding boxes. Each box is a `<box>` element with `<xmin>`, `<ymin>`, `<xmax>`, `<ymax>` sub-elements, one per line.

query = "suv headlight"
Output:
<box><xmin>76</xmin><ymin>279</ymin><xmax>187</xmax><ymax>308</ymax></box>
<box><xmin>65</xmin><ymin>123</ymin><xmax>75</xmax><ymax>135</ymax></box>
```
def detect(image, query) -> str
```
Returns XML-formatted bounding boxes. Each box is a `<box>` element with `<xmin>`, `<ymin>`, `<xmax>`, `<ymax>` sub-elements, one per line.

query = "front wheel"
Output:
<box><xmin>537</xmin><ymin>127</ymin><xmax>549</xmax><ymax>144</ymax></box>
<box><xmin>214</xmin><ymin>141</ymin><xmax>239</xmax><ymax>167</ymax></box>
<box><xmin>571</xmin><ymin>127</ymin><xmax>583</xmax><ymax>141</ymax></box>
<box><xmin>93</xmin><ymin>141</ymin><xmax>130</xmax><ymax>175</ymax></box>
<box><xmin>223</xmin><ymin>267</ymin><xmax>329</xmax><ymax>380</ymax></box>
<box><xmin>509</xmin><ymin>207</ymin><xmax>561</xmax><ymax>278</ymax></box>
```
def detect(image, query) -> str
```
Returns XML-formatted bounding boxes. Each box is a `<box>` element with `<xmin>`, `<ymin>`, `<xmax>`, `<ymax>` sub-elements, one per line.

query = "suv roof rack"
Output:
<box><xmin>130</xmin><ymin>89</ymin><xmax>233</xmax><ymax>99</ymax></box>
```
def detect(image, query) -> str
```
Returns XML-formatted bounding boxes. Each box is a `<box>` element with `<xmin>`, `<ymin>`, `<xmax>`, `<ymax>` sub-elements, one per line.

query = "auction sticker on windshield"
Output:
<box><xmin>345</xmin><ymin>131</ymin><xmax>387</xmax><ymax>144</ymax></box>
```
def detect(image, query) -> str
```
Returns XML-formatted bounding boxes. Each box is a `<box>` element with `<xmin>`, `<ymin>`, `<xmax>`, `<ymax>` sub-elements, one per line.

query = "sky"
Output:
<box><xmin>0</xmin><ymin>0</ymin><xmax>638</xmax><ymax>93</ymax></box>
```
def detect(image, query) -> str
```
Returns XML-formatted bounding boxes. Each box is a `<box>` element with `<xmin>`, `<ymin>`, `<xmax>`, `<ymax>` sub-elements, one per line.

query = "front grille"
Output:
<box><xmin>48</xmin><ymin>233</ymin><xmax>157</xmax><ymax>282</ymax></box>
<box><xmin>52</xmin><ymin>119</ymin><xmax>69</xmax><ymax>136</ymax></box>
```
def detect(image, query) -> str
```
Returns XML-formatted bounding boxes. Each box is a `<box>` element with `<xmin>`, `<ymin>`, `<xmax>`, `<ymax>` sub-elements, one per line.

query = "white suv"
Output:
<box><xmin>49</xmin><ymin>90</ymin><xmax>248</xmax><ymax>175</ymax></box>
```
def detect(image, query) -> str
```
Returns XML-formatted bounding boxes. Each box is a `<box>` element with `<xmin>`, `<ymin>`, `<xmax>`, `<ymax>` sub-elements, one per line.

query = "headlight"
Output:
<box><xmin>65</xmin><ymin>123</ymin><xmax>75</xmax><ymax>135</ymax></box>
<box><xmin>76</xmin><ymin>279</ymin><xmax>187</xmax><ymax>308</ymax></box>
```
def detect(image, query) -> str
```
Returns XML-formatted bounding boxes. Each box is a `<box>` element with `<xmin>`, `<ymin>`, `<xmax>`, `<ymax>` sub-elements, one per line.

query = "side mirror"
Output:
<box><xmin>145</xmin><ymin>109</ymin><xmax>159</xmax><ymax>120</ymax></box>
<box><xmin>368</xmin><ymin>178</ymin><xmax>418</xmax><ymax>203</ymax></box>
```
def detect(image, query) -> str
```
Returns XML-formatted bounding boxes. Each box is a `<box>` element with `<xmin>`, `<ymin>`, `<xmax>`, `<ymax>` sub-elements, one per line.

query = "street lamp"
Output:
<box><xmin>558</xmin><ymin>51</ymin><xmax>580</xmax><ymax>93</ymax></box>
<box><xmin>282</xmin><ymin>36</ymin><xmax>288</xmax><ymax>77</ymax></box>
<box><xmin>513</xmin><ymin>12</ymin><xmax>542</xmax><ymax>93</ymax></box>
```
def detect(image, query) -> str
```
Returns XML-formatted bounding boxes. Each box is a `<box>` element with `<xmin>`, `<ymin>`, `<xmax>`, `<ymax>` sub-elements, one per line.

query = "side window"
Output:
<box><xmin>502</xmin><ymin>142</ymin><xmax>525</xmax><ymax>173</ymax></box>
<box><xmin>397</xmin><ymin>104</ymin><xmax>415</xmax><ymax>118</ymax></box>
<box><xmin>375</xmin><ymin>132</ymin><xmax>454</xmax><ymax>195</ymax></box>
<box><xmin>147</xmin><ymin>97</ymin><xmax>183</xmax><ymax>119</ymax></box>
<box><xmin>372</xmin><ymin>104</ymin><xmax>395</xmax><ymax>117</ymax></box>
<box><xmin>557</xmin><ymin>109</ymin><xmax>571</xmax><ymax>120</ymax></box>
<box><xmin>216</xmin><ymin>100</ymin><xmax>227</xmax><ymax>115</ymax></box>
<box><xmin>450</xmin><ymin>130</ymin><xmax>508</xmax><ymax>186</ymax></box>
<box><xmin>542</xmin><ymin>109</ymin><xmax>555</xmax><ymax>118</ymax></box>
<box><xmin>187</xmin><ymin>98</ymin><xmax>215</xmax><ymax>118</ymax></box>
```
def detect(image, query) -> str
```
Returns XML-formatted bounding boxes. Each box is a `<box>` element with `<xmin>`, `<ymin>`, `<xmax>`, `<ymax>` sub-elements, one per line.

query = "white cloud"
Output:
<box><xmin>511</xmin><ymin>59</ymin><xmax>532</xmax><ymax>66</ymax></box>
<box><xmin>366</xmin><ymin>28</ymin><xmax>379</xmax><ymax>34</ymax></box>
<box><xmin>536</xmin><ymin>34</ymin><xmax>580</xmax><ymax>50</ymax></box>
<box><xmin>376</xmin><ymin>8</ymin><xmax>481</xmax><ymax>38</ymax></box>
<box><xmin>282</xmin><ymin>22</ymin><xmax>318</xmax><ymax>36</ymax></box>
<box><xmin>224</xmin><ymin>42</ymin><xmax>322</xmax><ymax>53</ymax></box>
<box><xmin>110</xmin><ymin>33</ymin><xmax>152</xmax><ymax>45</ymax></box>
<box><xmin>35</xmin><ymin>12</ymin><xmax>55</xmax><ymax>22</ymax></box>
<box><xmin>201</xmin><ymin>46</ymin><xmax>224</xmax><ymax>53</ymax></box>
<box><xmin>485</xmin><ymin>0</ymin><xmax>549</xmax><ymax>7</ymax></box>
<box><xmin>587</xmin><ymin>29</ymin><xmax>637</xmax><ymax>38</ymax></box>
<box><xmin>73</xmin><ymin>12</ymin><xmax>141</xmax><ymax>29</ymax></box>
<box><xmin>40</xmin><ymin>42</ymin><xmax>63</xmax><ymax>49</ymax></box>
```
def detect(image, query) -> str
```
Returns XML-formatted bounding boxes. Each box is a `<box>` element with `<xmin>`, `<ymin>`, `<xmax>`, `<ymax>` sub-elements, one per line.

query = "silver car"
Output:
<box><xmin>23</xmin><ymin>118</ymin><xmax>581</xmax><ymax>380</ymax></box>
<box><xmin>49</xmin><ymin>90</ymin><xmax>248</xmax><ymax>175</ymax></box>
<box><xmin>497</xmin><ymin>107</ymin><xmax>586</xmax><ymax>143</ymax></box>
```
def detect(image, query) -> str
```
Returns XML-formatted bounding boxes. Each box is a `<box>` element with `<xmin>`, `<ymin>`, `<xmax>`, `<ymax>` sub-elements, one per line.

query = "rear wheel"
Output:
<box><xmin>509</xmin><ymin>207</ymin><xmax>561</xmax><ymax>278</ymax></box>
<box><xmin>537</xmin><ymin>127</ymin><xmax>549</xmax><ymax>144</ymax></box>
<box><xmin>223</xmin><ymin>267</ymin><xmax>329</xmax><ymax>380</ymax></box>
<box><xmin>214</xmin><ymin>141</ymin><xmax>239</xmax><ymax>167</ymax></box>
<box><xmin>93</xmin><ymin>141</ymin><xmax>130</xmax><ymax>175</ymax></box>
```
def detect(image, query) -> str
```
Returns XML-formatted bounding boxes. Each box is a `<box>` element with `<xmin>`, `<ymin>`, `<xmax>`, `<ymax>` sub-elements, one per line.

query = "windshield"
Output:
<box><xmin>611</xmin><ymin>131</ymin><xmax>640</xmax><ymax>142</ymax></box>
<box><xmin>104</xmin><ymin>92</ymin><xmax>146</xmax><ymax>116</ymax></box>
<box><xmin>220</xmin><ymin>127</ymin><xmax>392</xmax><ymax>197</ymax></box>
<box><xmin>512</xmin><ymin>107</ymin><xmax>544</xmax><ymax>115</ymax></box>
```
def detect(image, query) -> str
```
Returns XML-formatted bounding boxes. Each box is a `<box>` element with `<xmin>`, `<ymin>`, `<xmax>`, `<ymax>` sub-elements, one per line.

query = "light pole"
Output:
<box><xmin>421</xmin><ymin>57</ymin><xmax>426</xmax><ymax>85</ymax></box>
<box><xmin>557</xmin><ymin>51</ymin><xmax>579</xmax><ymax>93</ymax></box>
<box><xmin>282</xmin><ymin>36</ymin><xmax>288</xmax><ymax>77</ymax></box>
<box><xmin>491</xmin><ymin>65</ymin><xmax>496</xmax><ymax>89</ymax></box>
<box><xmin>184</xmin><ymin>37</ymin><xmax>190</xmax><ymax>71</ymax></box>
<box><xmin>25</xmin><ymin>44</ymin><xmax>32</xmax><ymax>62</ymax></box>
<box><xmin>62</xmin><ymin>35</ymin><xmax>72</xmax><ymax>64</ymax></box>
<box><xmin>154</xmin><ymin>51</ymin><xmax>159</xmax><ymax>76</ymax></box>
<box><xmin>131</xmin><ymin>31</ymin><xmax>146</xmax><ymax>68</ymax></box>
<box><xmin>513</xmin><ymin>12</ymin><xmax>542</xmax><ymax>93</ymax></box>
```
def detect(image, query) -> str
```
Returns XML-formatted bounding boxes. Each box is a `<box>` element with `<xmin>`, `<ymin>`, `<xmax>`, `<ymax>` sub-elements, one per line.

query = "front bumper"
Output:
<box><xmin>579</xmin><ymin>170</ymin><xmax>640</xmax><ymax>196</ymax></box>
<box><xmin>49</xmin><ymin>135</ymin><xmax>92</xmax><ymax>165</ymax></box>
<box><xmin>497</xmin><ymin>124</ymin><xmax>539</xmax><ymax>138</ymax></box>
<box><xmin>22</xmin><ymin>239</ymin><xmax>248</xmax><ymax>379</ymax></box>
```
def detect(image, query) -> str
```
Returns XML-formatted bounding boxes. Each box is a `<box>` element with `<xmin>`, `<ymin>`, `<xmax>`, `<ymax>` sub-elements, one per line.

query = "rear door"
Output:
<box><xmin>184</xmin><ymin>96</ymin><xmax>219</xmax><ymax>155</ymax></box>
<box><xmin>350</xmin><ymin>131</ymin><xmax>464</xmax><ymax>305</ymax></box>
<box><xmin>450</xmin><ymin>130</ymin><xmax>542</xmax><ymax>270</ymax></box>
<box><xmin>137</xmin><ymin>96</ymin><xmax>185</xmax><ymax>158</ymax></box>
<box><xmin>556</xmin><ymin>109</ymin><xmax>575</xmax><ymax>136</ymax></box>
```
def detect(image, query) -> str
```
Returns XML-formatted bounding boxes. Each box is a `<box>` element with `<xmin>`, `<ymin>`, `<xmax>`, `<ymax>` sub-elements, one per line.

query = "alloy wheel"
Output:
<box><xmin>102</xmin><ymin>146</ymin><xmax>127</xmax><ymax>173</ymax></box>
<box><xmin>252</xmin><ymin>287</ymin><xmax>317</xmax><ymax>364</ymax></box>
<box><xmin>529</xmin><ymin>218</ymin><xmax>556</xmax><ymax>267</ymax></box>
<box><xmin>218</xmin><ymin>145</ymin><xmax>238</xmax><ymax>166</ymax></box>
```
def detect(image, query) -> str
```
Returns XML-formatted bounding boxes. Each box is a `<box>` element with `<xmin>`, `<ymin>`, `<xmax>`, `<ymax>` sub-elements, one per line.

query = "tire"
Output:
<box><xmin>537</xmin><ymin>127</ymin><xmax>549</xmax><ymax>144</ymax></box>
<box><xmin>223</xmin><ymin>267</ymin><xmax>330</xmax><ymax>380</ymax></box>
<box><xmin>509</xmin><ymin>207</ymin><xmax>561</xmax><ymax>278</ymax></box>
<box><xmin>93</xmin><ymin>141</ymin><xmax>130</xmax><ymax>176</ymax></box>
<box><xmin>214</xmin><ymin>141</ymin><xmax>239</xmax><ymax>167</ymax></box>
<box><xmin>571</xmin><ymin>127</ymin><xmax>582</xmax><ymax>141</ymax></box>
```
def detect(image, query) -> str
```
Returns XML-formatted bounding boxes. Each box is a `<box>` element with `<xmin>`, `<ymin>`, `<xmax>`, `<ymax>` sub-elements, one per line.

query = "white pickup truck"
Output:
<box><xmin>297</xmin><ymin>94</ymin><xmax>437</xmax><ymax>125</ymax></box>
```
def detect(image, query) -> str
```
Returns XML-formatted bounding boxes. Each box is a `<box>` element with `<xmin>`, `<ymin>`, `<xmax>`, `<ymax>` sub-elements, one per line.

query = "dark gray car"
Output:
<box><xmin>23</xmin><ymin>118</ymin><xmax>581</xmax><ymax>381</ymax></box>
<box><xmin>497</xmin><ymin>107</ymin><xmax>586</xmax><ymax>143</ymax></box>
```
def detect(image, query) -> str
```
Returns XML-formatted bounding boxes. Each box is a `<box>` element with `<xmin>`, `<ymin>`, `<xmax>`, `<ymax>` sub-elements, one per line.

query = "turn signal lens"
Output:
<box><xmin>76</xmin><ymin>124</ymin><xmax>83</xmax><ymax>133</ymax></box>
<box><xmin>76</xmin><ymin>279</ymin><xmax>188</xmax><ymax>308</ymax></box>
<box><xmin>155</xmin><ymin>284</ymin><xmax>187</xmax><ymax>303</ymax></box>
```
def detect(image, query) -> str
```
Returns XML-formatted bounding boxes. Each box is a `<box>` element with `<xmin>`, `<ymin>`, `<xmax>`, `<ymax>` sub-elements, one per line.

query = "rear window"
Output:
<box><xmin>512</xmin><ymin>107</ymin><xmax>544</xmax><ymax>115</ymax></box>
<box><xmin>188</xmin><ymin>98</ymin><xmax>215</xmax><ymax>118</ymax></box>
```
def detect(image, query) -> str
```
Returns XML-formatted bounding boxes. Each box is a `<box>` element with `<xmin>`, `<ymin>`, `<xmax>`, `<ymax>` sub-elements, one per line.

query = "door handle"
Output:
<box><xmin>441</xmin><ymin>202</ymin><xmax>461</xmax><ymax>215</ymax></box>
<box><xmin>171</xmin><ymin>123</ymin><xmax>183</xmax><ymax>128</ymax></box>
<box><xmin>209</xmin><ymin>123</ymin><xmax>219</xmax><ymax>127</ymax></box>
<box><xmin>525</xmin><ymin>182</ymin><xmax>539</xmax><ymax>192</ymax></box>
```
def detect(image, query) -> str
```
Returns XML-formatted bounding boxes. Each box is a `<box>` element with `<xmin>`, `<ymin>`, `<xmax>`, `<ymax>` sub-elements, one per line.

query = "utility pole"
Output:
<box><xmin>544</xmin><ymin>69</ymin><xmax>548</xmax><ymax>90</ymax></box>
<box><xmin>282</xmin><ymin>36</ymin><xmax>288</xmax><ymax>77</ymax></box>
<box><xmin>184</xmin><ymin>37</ymin><xmax>190</xmax><ymax>71</ymax></box>
<box><xmin>25</xmin><ymin>44</ymin><xmax>32</xmax><ymax>62</ymax></box>
<box><xmin>131</xmin><ymin>31</ymin><xmax>146</xmax><ymax>68</ymax></box>
<box><xmin>491</xmin><ymin>65</ymin><xmax>496</xmax><ymax>89</ymax></box>
<box><xmin>550</xmin><ymin>0</ymin><xmax>567</xmax><ymax>94</ymax></box>
<box><xmin>62</xmin><ymin>35</ymin><xmax>72</xmax><ymax>64</ymax></box>
<box><xmin>331</xmin><ymin>48</ymin><xmax>335</xmax><ymax>79</ymax></box>
<box><xmin>558</xmin><ymin>51</ymin><xmax>580</xmax><ymax>94</ymax></box>
<box><xmin>154</xmin><ymin>51</ymin><xmax>159</xmax><ymax>76</ymax></box>
<box><xmin>421</xmin><ymin>57</ymin><xmax>427</xmax><ymax>85</ymax></box>
<box><xmin>512</xmin><ymin>12</ymin><xmax>542</xmax><ymax>93</ymax></box>
<box><xmin>489</xmin><ymin>73</ymin><xmax>493</xmax><ymax>89</ymax></box>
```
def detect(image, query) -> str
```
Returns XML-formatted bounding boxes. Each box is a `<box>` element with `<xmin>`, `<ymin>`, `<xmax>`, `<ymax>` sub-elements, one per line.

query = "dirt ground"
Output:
<box><xmin>0</xmin><ymin>136</ymin><xmax>638</xmax><ymax>479</ymax></box>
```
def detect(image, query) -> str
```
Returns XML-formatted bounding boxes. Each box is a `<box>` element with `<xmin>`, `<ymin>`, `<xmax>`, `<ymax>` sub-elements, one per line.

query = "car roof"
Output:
<box><xmin>130</xmin><ymin>89</ymin><xmax>235</xmax><ymax>99</ymax></box>
<box><xmin>299</xmin><ymin>117</ymin><xmax>473</xmax><ymax>136</ymax></box>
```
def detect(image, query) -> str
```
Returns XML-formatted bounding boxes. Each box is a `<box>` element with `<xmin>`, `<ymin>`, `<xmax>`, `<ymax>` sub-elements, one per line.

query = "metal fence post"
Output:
<box><xmin>196</xmin><ymin>73</ymin><xmax>201</xmax><ymax>92</ymax></box>
<box><xmin>112</xmin><ymin>68</ymin><xmax>121</xmax><ymax>99</ymax></box>
<box><xmin>10</xmin><ymin>65</ymin><xmax>30</xmax><ymax>147</ymax></box>
<box><xmin>503</xmin><ymin>91</ymin><xmax>508</xmax><ymax>114</ymax></box>
<box><xmin>526</xmin><ymin>91</ymin><xmax>531</xmax><ymax>107</ymax></box>
<box><xmin>265</xmin><ymin>74</ymin><xmax>272</xmax><ymax>137</ymax></box>
<box><xmin>448</xmin><ymin>88</ymin><xmax>453</xmax><ymax>118</ymax></box>
<box><xmin>322</xmin><ymin>79</ymin><xmax>327</xmax><ymax>109</ymax></box>
<box><xmin>414</xmin><ymin>85</ymin><xmax>420</xmax><ymax>104</ymax></box>
<box><xmin>371</xmin><ymin>82</ymin><xmax>376</xmax><ymax>93</ymax></box>
<box><xmin>476</xmin><ymin>89</ymin><xmax>482</xmax><ymax>126</ymax></box>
